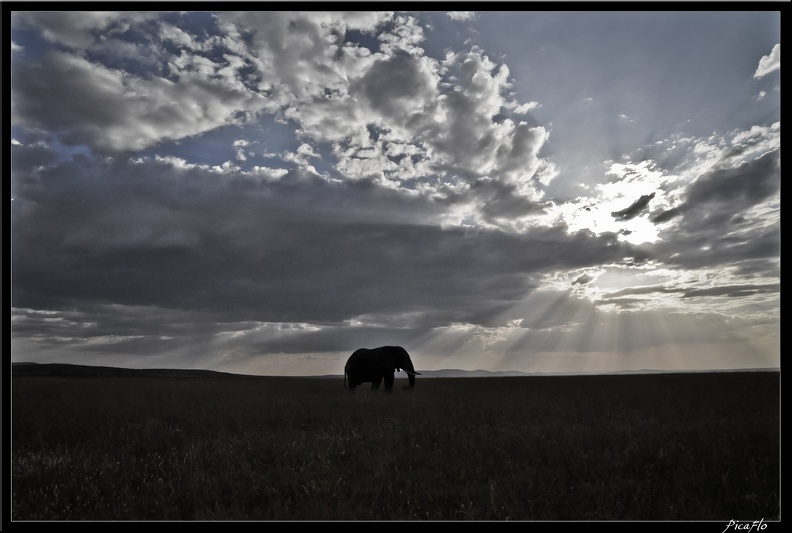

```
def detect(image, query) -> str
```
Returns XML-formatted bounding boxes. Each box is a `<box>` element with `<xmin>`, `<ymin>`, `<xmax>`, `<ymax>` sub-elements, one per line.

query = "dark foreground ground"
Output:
<box><xmin>10</xmin><ymin>368</ymin><xmax>780</xmax><ymax>521</ymax></box>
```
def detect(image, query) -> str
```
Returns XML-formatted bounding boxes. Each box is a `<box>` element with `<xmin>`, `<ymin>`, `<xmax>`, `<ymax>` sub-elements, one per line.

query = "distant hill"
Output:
<box><xmin>11</xmin><ymin>362</ymin><xmax>779</xmax><ymax>379</ymax></box>
<box><xmin>413</xmin><ymin>368</ymin><xmax>779</xmax><ymax>378</ymax></box>
<box><xmin>11</xmin><ymin>362</ymin><xmax>269</xmax><ymax>379</ymax></box>
<box><xmin>416</xmin><ymin>369</ymin><xmax>532</xmax><ymax>378</ymax></box>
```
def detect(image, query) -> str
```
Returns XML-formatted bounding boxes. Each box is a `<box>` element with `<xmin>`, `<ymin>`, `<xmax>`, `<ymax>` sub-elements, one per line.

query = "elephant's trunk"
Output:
<box><xmin>403</xmin><ymin>365</ymin><xmax>420</xmax><ymax>389</ymax></box>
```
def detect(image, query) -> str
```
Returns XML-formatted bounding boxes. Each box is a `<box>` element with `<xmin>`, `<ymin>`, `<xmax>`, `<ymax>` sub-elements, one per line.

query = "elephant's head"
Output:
<box><xmin>388</xmin><ymin>345</ymin><xmax>420</xmax><ymax>390</ymax></box>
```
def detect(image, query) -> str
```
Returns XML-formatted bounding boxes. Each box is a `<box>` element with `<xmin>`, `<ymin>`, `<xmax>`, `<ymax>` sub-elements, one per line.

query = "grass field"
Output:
<box><xmin>11</xmin><ymin>371</ymin><xmax>780</xmax><ymax>521</ymax></box>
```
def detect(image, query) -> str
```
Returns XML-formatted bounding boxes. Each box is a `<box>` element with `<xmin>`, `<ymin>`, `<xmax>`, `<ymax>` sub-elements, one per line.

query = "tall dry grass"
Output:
<box><xmin>11</xmin><ymin>372</ymin><xmax>779</xmax><ymax>521</ymax></box>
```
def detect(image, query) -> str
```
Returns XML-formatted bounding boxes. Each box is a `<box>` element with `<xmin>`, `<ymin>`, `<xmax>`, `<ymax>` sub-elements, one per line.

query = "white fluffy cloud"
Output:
<box><xmin>754</xmin><ymin>43</ymin><xmax>780</xmax><ymax>78</ymax></box>
<box><xmin>12</xmin><ymin>50</ymin><xmax>269</xmax><ymax>152</ymax></box>
<box><xmin>12</xmin><ymin>11</ymin><xmax>553</xmax><ymax>215</ymax></box>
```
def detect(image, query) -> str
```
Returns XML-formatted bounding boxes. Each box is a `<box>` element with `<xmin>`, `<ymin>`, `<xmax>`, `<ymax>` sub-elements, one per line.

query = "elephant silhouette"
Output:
<box><xmin>344</xmin><ymin>346</ymin><xmax>420</xmax><ymax>392</ymax></box>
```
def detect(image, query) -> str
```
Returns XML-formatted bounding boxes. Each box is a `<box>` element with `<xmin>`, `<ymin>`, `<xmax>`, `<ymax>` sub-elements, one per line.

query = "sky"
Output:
<box><xmin>8</xmin><ymin>9</ymin><xmax>781</xmax><ymax>377</ymax></box>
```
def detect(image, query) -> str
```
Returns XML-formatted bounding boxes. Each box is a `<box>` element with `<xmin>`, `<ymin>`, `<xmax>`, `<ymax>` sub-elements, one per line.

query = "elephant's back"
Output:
<box><xmin>348</xmin><ymin>348</ymin><xmax>373</xmax><ymax>363</ymax></box>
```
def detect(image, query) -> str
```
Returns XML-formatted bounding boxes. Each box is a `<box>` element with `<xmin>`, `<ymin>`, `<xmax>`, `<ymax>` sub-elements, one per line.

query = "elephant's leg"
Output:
<box><xmin>384</xmin><ymin>373</ymin><xmax>395</xmax><ymax>392</ymax></box>
<box><xmin>372</xmin><ymin>376</ymin><xmax>383</xmax><ymax>390</ymax></box>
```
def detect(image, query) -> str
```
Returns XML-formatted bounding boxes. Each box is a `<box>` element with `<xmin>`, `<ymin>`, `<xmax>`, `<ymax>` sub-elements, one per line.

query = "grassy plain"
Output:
<box><xmin>11</xmin><ymin>371</ymin><xmax>779</xmax><ymax>521</ymax></box>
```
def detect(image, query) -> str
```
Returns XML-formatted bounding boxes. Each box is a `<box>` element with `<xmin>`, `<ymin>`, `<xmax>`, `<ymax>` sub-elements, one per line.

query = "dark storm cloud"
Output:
<box><xmin>11</xmin><ymin>151</ymin><xmax>641</xmax><ymax>340</ymax></box>
<box><xmin>685</xmin><ymin>149</ymin><xmax>778</xmax><ymax>203</ymax></box>
<box><xmin>649</xmin><ymin>148</ymin><xmax>780</xmax><ymax>271</ymax></box>
<box><xmin>603</xmin><ymin>285</ymin><xmax>684</xmax><ymax>298</ymax></box>
<box><xmin>470</xmin><ymin>178</ymin><xmax>549</xmax><ymax>222</ymax></box>
<box><xmin>651</xmin><ymin>206</ymin><xmax>682</xmax><ymax>224</ymax></box>
<box><xmin>683</xmin><ymin>283</ymin><xmax>780</xmax><ymax>299</ymax></box>
<box><xmin>654</xmin><ymin>148</ymin><xmax>779</xmax><ymax>231</ymax></box>
<box><xmin>611</xmin><ymin>192</ymin><xmax>655</xmax><ymax>221</ymax></box>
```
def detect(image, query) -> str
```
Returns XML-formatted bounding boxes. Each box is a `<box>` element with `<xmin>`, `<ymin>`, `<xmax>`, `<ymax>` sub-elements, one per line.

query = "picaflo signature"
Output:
<box><xmin>722</xmin><ymin>519</ymin><xmax>768</xmax><ymax>533</ymax></box>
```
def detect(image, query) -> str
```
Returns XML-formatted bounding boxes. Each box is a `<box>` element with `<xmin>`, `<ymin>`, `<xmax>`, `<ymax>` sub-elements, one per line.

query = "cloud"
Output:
<box><xmin>470</xmin><ymin>178</ymin><xmax>549</xmax><ymax>222</ymax></box>
<box><xmin>447</xmin><ymin>12</ymin><xmax>476</xmax><ymax>22</ymax></box>
<box><xmin>753</xmin><ymin>43</ymin><xmax>780</xmax><ymax>78</ymax></box>
<box><xmin>683</xmin><ymin>283</ymin><xmax>780</xmax><ymax>298</ymax></box>
<box><xmin>611</xmin><ymin>193</ymin><xmax>655</xmax><ymax>221</ymax></box>
<box><xmin>657</xmin><ymin>148</ymin><xmax>779</xmax><ymax>232</ymax></box>
<box><xmin>11</xmin><ymin>50</ymin><xmax>269</xmax><ymax>153</ymax></box>
<box><xmin>11</xmin><ymin>12</ymin><xmax>554</xmax><ymax>222</ymax></box>
<box><xmin>648</xmin><ymin>142</ymin><xmax>780</xmax><ymax>275</ymax></box>
<box><xmin>573</xmin><ymin>274</ymin><xmax>594</xmax><ymax>285</ymax></box>
<box><xmin>11</xmin><ymin>148</ymin><xmax>641</xmax><ymax>339</ymax></box>
<box><xmin>513</xmin><ymin>102</ymin><xmax>539</xmax><ymax>114</ymax></box>
<box><xmin>221</xmin><ymin>14</ymin><xmax>554</xmax><ymax>222</ymax></box>
<box><xmin>12</xmin><ymin>12</ymin><xmax>145</xmax><ymax>49</ymax></box>
<box><xmin>352</xmin><ymin>51</ymin><xmax>439</xmax><ymax>123</ymax></box>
